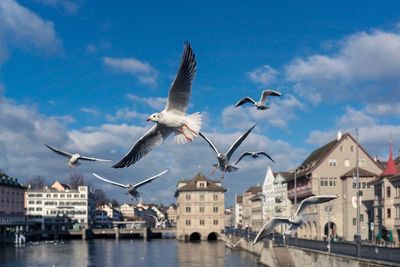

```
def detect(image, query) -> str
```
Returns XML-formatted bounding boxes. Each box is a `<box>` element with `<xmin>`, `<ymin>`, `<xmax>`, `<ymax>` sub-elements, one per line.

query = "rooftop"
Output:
<box><xmin>174</xmin><ymin>173</ymin><xmax>226</xmax><ymax>197</ymax></box>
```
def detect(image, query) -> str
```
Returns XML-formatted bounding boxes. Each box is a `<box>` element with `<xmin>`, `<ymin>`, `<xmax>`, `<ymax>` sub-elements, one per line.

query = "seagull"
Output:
<box><xmin>45</xmin><ymin>144</ymin><xmax>111</xmax><ymax>168</ymax></box>
<box><xmin>253</xmin><ymin>195</ymin><xmax>338</xmax><ymax>244</ymax></box>
<box><xmin>92</xmin><ymin>169</ymin><xmax>168</xmax><ymax>199</ymax></box>
<box><xmin>235</xmin><ymin>89</ymin><xmax>282</xmax><ymax>110</ymax></box>
<box><xmin>234</xmin><ymin>151</ymin><xmax>275</xmax><ymax>165</ymax></box>
<box><xmin>199</xmin><ymin>124</ymin><xmax>256</xmax><ymax>179</ymax></box>
<box><xmin>113</xmin><ymin>42</ymin><xmax>201</xmax><ymax>168</ymax></box>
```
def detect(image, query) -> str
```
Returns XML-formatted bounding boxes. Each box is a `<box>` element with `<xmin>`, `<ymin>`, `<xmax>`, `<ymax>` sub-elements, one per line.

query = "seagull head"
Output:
<box><xmin>147</xmin><ymin>113</ymin><xmax>160</xmax><ymax>122</ymax></box>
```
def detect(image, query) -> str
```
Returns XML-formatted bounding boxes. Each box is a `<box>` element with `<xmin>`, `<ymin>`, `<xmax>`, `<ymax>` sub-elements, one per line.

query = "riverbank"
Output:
<box><xmin>221</xmin><ymin>234</ymin><xmax>399</xmax><ymax>267</ymax></box>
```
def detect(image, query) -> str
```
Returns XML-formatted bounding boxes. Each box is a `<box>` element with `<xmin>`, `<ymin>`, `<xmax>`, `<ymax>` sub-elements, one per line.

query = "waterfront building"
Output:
<box><xmin>370</xmin><ymin>142</ymin><xmax>400</xmax><ymax>244</ymax></box>
<box><xmin>166</xmin><ymin>204</ymin><xmax>177</xmax><ymax>226</ymax></box>
<box><xmin>234</xmin><ymin>195</ymin><xmax>243</xmax><ymax>228</ymax></box>
<box><xmin>94</xmin><ymin>210</ymin><xmax>111</xmax><ymax>228</ymax></box>
<box><xmin>273</xmin><ymin>171</ymin><xmax>292</xmax><ymax>234</ymax></box>
<box><xmin>99</xmin><ymin>204</ymin><xmax>122</xmax><ymax>221</ymax></box>
<box><xmin>250</xmin><ymin>194</ymin><xmax>263</xmax><ymax>231</ymax></box>
<box><xmin>241</xmin><ymin>186</ymin><xmax>261</xmax><ymax>230</ymax></box>
<box><xmin>175</xmin><ymin>173</ymin><xmax>226</xmax><ymax>241</ymax></box>
<box><xmin>285</xmin><ymin>132</ymin><xmax>382</xmax><ymax>240</ymax></box>
<box><xmin>0</xmin><ymin>171</ymin><xmax>27</xmax><ymax>242</ymax></box>
<box><xmin>120</xmin><ymin>203</ymin><xmax>135</xmax><ymax>220</ymax></box>
<box><xmin>224</xmin><ymin>206</ymin><xmax>234</xmax><ymax>228</ymax></box>
<box><xmin>262</xmin><ymin>167</ymin><xmax>275</xmax><ymax>221</ymax></box>
<box><xmin>26</xmin><ymin>182</ymin><xmax>95</xmax><ymax>230</ymax></box>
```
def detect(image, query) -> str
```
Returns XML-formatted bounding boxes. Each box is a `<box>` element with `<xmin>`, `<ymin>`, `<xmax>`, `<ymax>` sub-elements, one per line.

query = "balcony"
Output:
<box><xmin>288</xmin><ymin>184</ymin><xmax>312</xmax><ymax>200</ymax></box>
<box><xmin>275</xmin><ymin>206</ymin><xmax>283</xmax><ymax>213</ymax></box>
<box><xmin>275</xmin><ymin>196</ymin><xmax>283</xmax><ymax>203</ymax></box>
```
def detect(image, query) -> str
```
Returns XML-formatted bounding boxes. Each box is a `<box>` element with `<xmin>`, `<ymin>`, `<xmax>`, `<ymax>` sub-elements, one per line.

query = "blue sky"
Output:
<box><xmin>1</xmin><ymin>0</ymin><xmax>400</xmax><ymax>205</ymax></box>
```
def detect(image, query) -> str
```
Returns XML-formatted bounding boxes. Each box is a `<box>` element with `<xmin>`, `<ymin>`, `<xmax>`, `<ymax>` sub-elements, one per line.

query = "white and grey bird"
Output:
<box><xmin>45</xmin><ymin>144</ymin><xmax>112</xmax><ymax>168</ymax></box>
<box><xmin>253</xmin><ymin>195</ymin><xmax>338</xmax><ymax>244</ymax></box>
<box><xmin>92</xmin><ymin>169</ymin><xmax>168</xmax><ymax>199</ymax></box>
<box><xmin>235</xmin><ymin>89</ymin><xmax>282</xmax><ymax>110</ymax></box>
<box><xmin>113</xmin><ymin>42</ymin><xmax>201</xmax><ymax>168</ymax></box>
<box><xmin>199</xmin><ymin>124</ymin><xmax>256</xmax><ymax>179</ymax></box>
<box><xmin>234</xmin><ymin>151</ymin><xmax>275</xmax><ymax>165</ymax></box>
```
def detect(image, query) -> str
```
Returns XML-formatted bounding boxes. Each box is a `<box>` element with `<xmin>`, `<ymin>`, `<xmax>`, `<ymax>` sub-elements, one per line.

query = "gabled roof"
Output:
<box><xmin>340</xmin><ymin>167</ymin><xmax>379</xmax><ymax>179</ymax></box>
<box><xmin>0</xmin><ymin>171</ymin><xmax>25</xmax><ymax>189</ymax></box>
<box><xmin>381</xmin><ymin>142</ymin><xmax>398</xmax><ymax>177</ymax></box>
<box><xmin>286</xmin><ymin>133</ymin><xmax>383</xmax><ymax>182</ymax></box>
<box><xmin>174</xmin><ymin>173</ymin><xmax>226</xmax><ymax>197</ymax></box>
<box><xmin>245</xmin><ymin>185</ymin><xmax>261</xmax><ymax>194</ymax></box>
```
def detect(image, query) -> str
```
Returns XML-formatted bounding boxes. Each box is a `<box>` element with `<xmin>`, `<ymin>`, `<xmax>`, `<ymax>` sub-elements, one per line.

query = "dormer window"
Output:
<box><xmin>197</xmin><ymin>182</ymin><xmax>206</xmax><ymax>188</ymax></box>
<box><xmin>328</xmin><ymin>159</ymin><xmax>337</xmax><ymax>167</ymax></box>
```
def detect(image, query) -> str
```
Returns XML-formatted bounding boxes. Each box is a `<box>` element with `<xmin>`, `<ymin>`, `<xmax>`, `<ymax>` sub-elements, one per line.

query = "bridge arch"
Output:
<box><xmin>189</xmin><ymin>232</ymin><xmax>201</xmax><ymax>241</ymax></box>
<box><xmin>207</xmin><ymin>232</ymin><xmax>218</xmax><ymax>241</ymax></box>
<box><xmin>324</xmin><ymin>221</ymin><xmax>336</xmax><ymax>237</ymax></box>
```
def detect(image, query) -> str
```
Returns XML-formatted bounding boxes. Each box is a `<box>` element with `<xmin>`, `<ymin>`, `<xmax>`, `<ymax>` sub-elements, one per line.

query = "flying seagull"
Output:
<box><xmin>253</xmin><ymin>195</ymin><xmax>338</xmax><ymax>244</ymax></box>
<box><xmin>113</xmin><ymin>42</ymin><xmax>201</xmax><ymax>168</ymax></box>
<box><xmin>92</xmin><ymin>169</ymin><xmax>168</xmax><ymax>199</ymax></box>
<box><xmin>199</xmin><ymin>124</ymin><xmax>256</xmax><ymax>179</ymax></box>
<box><xmin>235</xmin><ymin>90</ymin><xmax>282</xmax><ymax>110</ymax></box>
<box><xmin>45</xmin><ymin>144</ymin><xmax>111</xmax><ymax>168</ymax></box>
<box><xmin>234</xmin><ymin>151</ymin><xmax>275</xmax><ymax>165</ymax></box>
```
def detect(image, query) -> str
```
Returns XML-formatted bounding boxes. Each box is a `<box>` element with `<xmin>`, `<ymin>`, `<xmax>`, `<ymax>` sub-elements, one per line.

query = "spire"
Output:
<box><xmin>381</xmin><ymin>139</ymin><xmax>398</xmax><ymax>177</ymax></box>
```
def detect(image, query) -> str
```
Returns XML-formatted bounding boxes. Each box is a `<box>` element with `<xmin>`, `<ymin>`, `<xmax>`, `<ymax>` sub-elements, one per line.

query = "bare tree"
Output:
<box><xmin>69</xmin><ymin>173</ymin><xmax>86</xmax><ymax>189</ymax></box>
<box><xmin>29</xmin><ymin>176</ymin><xmax>47</xmax><ymax>189</ymax></box>
<box><xmin>94</xmin><ymin>188</ymin><xmax>109</xmax><ymax>207</ymax></box>
<box><xmin>111</xmin><ymin>199</ymin><xmax>120</xmax><ymax>207</ymax></box>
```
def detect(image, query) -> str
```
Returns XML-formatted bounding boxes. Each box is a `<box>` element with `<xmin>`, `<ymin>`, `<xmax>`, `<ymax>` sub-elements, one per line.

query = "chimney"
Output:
<box><xmin>336</xmin><ymin>131</ymin><xmax>342</xmax><ymax>141</ymax></box>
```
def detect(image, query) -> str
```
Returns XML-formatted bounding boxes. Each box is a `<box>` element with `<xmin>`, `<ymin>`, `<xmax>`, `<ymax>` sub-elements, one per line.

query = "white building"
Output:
<box><xmin>26</xmin><ymin>182</ymin><xmax>95</xmax><ymax>230</ymax></box>
<box><xmin>120</xmin><ymin>203</ymin><xmax>135</xmax><ymax>220</ymax></box>
<box><xmin>234</xmin><ymin>195</ymin><xmax>243</xmax><ymax>228</ymax></box>
<box><xmin>262</xmin><ymin>167</ymin><xmax>275</xmax><ymax>221</ymax></box>
<box><xmin>99</xmin><ymin>204</ymin><xmax>122</xmax><ymax>221</ymax></box>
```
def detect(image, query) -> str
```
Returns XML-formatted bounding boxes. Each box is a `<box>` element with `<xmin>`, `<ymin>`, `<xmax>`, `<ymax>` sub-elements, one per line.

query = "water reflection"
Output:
<box><xmin>1</xmin><ymin>239</ymin><xmax>260</xmax><ymax>267</ymax></box>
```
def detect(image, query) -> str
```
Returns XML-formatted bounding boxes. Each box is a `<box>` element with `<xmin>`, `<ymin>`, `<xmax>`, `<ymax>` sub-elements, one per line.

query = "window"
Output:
<box><xmin>60</xmin><ymin>194</ymin><xmax>65</xmax><ymax>198</ymax></box>
<box><xmin>328</xmin><ymin>159</ymin><xmax>337</xmax><ymax>167</ymax></box>
<box><xmin>74</xmin><ymin>194</ymin><xmax>79</xmax><ymax>198</ymax></box>
<box><xmin>340</xmin><ymin>145</ymin><xmax>343</xmax><ymax>152</ymax></box>
<box><xmin>185</xmin><ymin>194</ymin><xmax>191</xmax><ymax>200</ymax></box>
<box><xmin>53</xmin><ymin>194</ymin><xmax>58</xmax><ymax>198</ymax></box>
<box><xmin>362</xmin><ymin>182</ymin><xmax>366</xmax><ymax>189</ymax></box>
<box><xmin>387</xmin><ymin>187</ymin><xmax>391</xmax><ymax>198</ymax></box>
<box><xmin>67</xmin><ymin>194</ymin><xmax>72</xmax><ymax>198</ymax></box>
<box><xmin>213</xmin><ymin>219</ymin><xmax>218</xmax><ymax>225</ymax></box>
<box><xmin>359</xmin><ymin>159</ymin><xmax>366</xmax><ymax>167</ymax></box>
<box><xmin>329</xmin><ymin>181</ymin><xmax>333</xmax><ymax>186</ymax></box>
<box><xmin>333</xmin><ymin>180</ymin><xmax>336</xmax><ymax>186</ymax></box>
<box><xmin>185</xmin><ymin>220</ymin><xmax>191</xmax><ymax>226</ymax></box>
<box><xmin>199</xmin><ymin>207</ymin><xmax>204</xmax><ymax>213</ymax></box>
<box><xmin>36</xmin><ymin>207</ymin><xmax>42</xmax><ymax>211</ymax></box>
<box><xmin>352</xmin><ymin>182</ymin><xmax>357</xmax><ymax>189</ymax></box>
<box><xmin>28</xmin><ymin>201</ymin><xmax>34</xmax><ymax>204</ymax></box>
<box><xmin>353</xmin><ymin>218</ymin><xmax>356</xmax><ymax>226</ymax></box>
<box><xmin>213</xmin><ymin>207</ymin><xmax>218</xmax><ymax>213</ymax></box>
<box><xmin>46</xmin><ymin>194</ymin><xmax>51</xmax><ymax>198</ymax></box>
<box><xmin>213</xmin><ymin>194</ymin><xmax>218</xmax><ymax>200</ymax></box>
<box><xmin>200</xmin><ymin>194</ymin><xmax>204</xmax><ymax>201</ymax></box>
<box><xmin>324</xmin><ymin>181</ymin><xmax>328</xmax><ymax>186</ymax></box>
<box><xmin>36</xmin><ymin>201</ymin><xmax>42</xmax><ymax>204</ymax></box>
<box><xmin>360</xmin><ymin>214</ymin><xmax>364</xmax><ymax>222</ymax></box>
<box><xmin>185</xmin><ymin>206</ymin><xmax>191</xmax><ymax>213</ymax></box>
<box><xmin>344</xmin><ymin>159</ymin><xmax>350</xmax><ymax>167</ymax></box>
<box><xmin>200</xmin><ymin>220</ymin><xmax>205</xmax><ymax>225</ymax></box>
<box><xmin>320</xmin><ymin>181</ymin><xmax>324</xmax><ymax>186</ymax></box>
<box><xmin>350</xmin><ymin>146</ymin><xmax>354</xmax><ymax>152</ymax></box>
<box><xmin>387</xmin><ymin>208</ymin><xmax>391</xmax><ymax>218</ymax></box>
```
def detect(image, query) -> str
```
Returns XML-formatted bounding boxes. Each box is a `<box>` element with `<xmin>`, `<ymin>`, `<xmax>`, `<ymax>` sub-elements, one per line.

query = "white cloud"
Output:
<box><xmin>365</xmin><ymin>103</ymin><xmax>400</xmax><ymax>117</ymax></box>
<box><xmin>247</xmin><ymin>65</ymin><xmax>278</xmax><ymax>85</ymax></box>
<box><xmin>32</xmin><ymin>0</ymin><xmax>80</xmax><ymax>15</ymax></box>
<box><xmin>103</xmin><ymin>56</ymin><xmax>158</xmax><ymax>86</ymax></box>
<box><xmin>336</xmin><ymin>106</ymin><xmax>376</xmax><ymax>128</ymax></box>
<box><xmin>80</xmin><ymin>107</ymin><xmax>99</xmax><ymax>116</ymax></box>
<box><xmin>105</xmin><ymin>108</ymin><xmax>147</xmax><ymax>122</ymax></box>
<box><xmin>86</xmin><ymin>40</ymin><xmax>111</xmax><ymax>55</ymax></box>
<box><xmin>222</xmin><ymin>94</ymin><xmax>303</xmax><ymax>131</ymax></box>
<box><xmin>0</xmin><ymin>0</ymin><xmax>62</xmax><ymax>58</ymax></box>
<box><xmin>285</xmin><ymin>29</ymin><xmax>400</xmax><ymax>104</ymax></box>
<box><xmin>125</xmin><ymin>94</ymin><xmax>167</xmax><ymax>110</ymax></box>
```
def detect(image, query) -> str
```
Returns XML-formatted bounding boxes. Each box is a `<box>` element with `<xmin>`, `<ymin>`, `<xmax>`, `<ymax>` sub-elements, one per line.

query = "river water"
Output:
<box><xmin>0</xmin><ymin>239</ymin><xmax>261</xmax><ymax>267</ymax></box>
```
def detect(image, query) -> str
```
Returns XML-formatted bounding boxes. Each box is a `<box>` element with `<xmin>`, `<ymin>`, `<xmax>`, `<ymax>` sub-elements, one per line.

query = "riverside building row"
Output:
<box><xmin>233</xmin><ymin>131</ymin><xmax>400</xmax><ymax>245</ymax></box>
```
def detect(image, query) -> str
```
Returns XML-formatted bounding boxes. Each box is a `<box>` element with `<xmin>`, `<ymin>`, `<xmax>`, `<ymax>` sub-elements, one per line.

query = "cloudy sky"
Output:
<box><xmin>1</xmin><ymin>0</ymin><xmax>400</xmax><ymax>205</ymax></box>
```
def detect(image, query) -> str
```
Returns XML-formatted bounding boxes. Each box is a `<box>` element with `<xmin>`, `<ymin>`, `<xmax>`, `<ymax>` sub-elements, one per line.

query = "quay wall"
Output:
<box><xmin>221</xmin><ymin>234</ymin><xmax>398</xmax><ymax>267</ymax></box>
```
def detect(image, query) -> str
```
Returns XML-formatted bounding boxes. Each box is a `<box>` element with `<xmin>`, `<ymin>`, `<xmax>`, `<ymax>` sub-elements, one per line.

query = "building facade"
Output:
<box><xmin>166</xmin><ymin>205</ymin><xmax>177</xmax><ymax>226</ymax></box>
<box><xmin>285</xmin><ymin>132</ymin><xmax>382</xmax><ymax>240</ymax></box>
<box><xmin>26</xmin><ymin>182</ymin><xmax>95</xmax><ymax>230</ymax></box>
<box><xmin>175</xmin><ymin>173</ymin><xmax>226</xmax><ymax>241</ymax></box>
<box><xmin>234</xmin><ymin>195</ymin><xmax>243</xmax><ymax>228</ymax></box>
<box><xmin>241</xmin><ymin>186</ymin><xmax>261</xmax><ymax>230</ymax></box>
<box><xmin>120</xmin><ymin>203</ymin><xmax>135</xmax><ymax>220</ymax></box>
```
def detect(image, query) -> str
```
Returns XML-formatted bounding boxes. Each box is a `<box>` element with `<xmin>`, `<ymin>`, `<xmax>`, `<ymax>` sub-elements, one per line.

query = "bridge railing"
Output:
<box><xmin>225</xmin><ymin>227</ymin><xmax>400</xmax><ymax>264</ymax></box>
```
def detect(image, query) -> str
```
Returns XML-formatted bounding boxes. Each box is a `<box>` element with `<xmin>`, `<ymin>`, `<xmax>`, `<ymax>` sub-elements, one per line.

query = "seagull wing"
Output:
<box><xmin>44</xmin><ymin>144</ymin><xmax>72</xmax><ymax>159</ymax></box>
<box><xmin>199</xmin><ymin>132</ymin><xmax>220</xmax><ymax>155</ymax></box>
<box><xmin>256</xmin><ymin>151</ymin><xmax>275</xmax><ymax>163</ymax></box>
<box><xmin>260</xmin><ymin>90</ymin><xmax>282</xmax><ymax>103</ymax></box>
<box><xmin>112</xmin><ymin>125</ymin><xmax>173</xmax><ymax>168</ymax></box>
<box><xmin>295</xmin><ymin>195</ymin><xmax>338</xmax><ymax>216</ymax></box>
<box><xmin>92</xmin><ymin>173</ymin><xmax>128</xmax><ymax>189</ymax></box>
<box><xmin>79</xmin><ymin>156</ymin><xmax>112</xmax><ymax>162</ymax></box>
<box><xmin>226</xmin><ymin>124</ymin><xmax>256</xmax><ymax>160</ymax></box>
<box><xmin>234</xmin><ymin>97</ymin><xmax>256</xmax><ymax>107</ymax></box>
<box><xmin>133</xmin><ymin>169</ymin><xmax>168</xmax><ymax>189</ymax></box>
<box><xmin>253</xmin><ymin>217</ymin><xmax>291</xmax><ymax>244</ymax></box>
<box><xmin>165</xmin><ymin>42</ymin><xmax>196</xmax><ymax>115</ymax></box>
<box><xmin>234</xmin><ymin>152</ymin><xmax>253</xmax><ymax>165</ymax></box>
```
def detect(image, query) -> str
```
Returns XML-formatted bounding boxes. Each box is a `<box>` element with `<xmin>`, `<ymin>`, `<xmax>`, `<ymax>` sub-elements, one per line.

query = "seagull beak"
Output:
<box><xmin>146</xmin><ymin>117</ymin><xmax>151</xmax><ymax>122</ymax></box>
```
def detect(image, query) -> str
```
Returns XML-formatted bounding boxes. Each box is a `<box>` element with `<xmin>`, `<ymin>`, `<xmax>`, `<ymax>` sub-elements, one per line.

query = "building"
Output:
<box><xmin>120</xmin><ymin>203</ymin><xmax>135</xmax><ymax>220</ymax></box>
<box><xmin>26</xmin><ymin>182</ymin><xmax>95</xmax><ymax>230</ymax></box>
<box><xmin>250</xmin><ymin>194</ymin><xmax>263</xmax><ymax>231</ymax></box>
<box><xmin>370</xmin><ymin>142</ymin><xmax>400</xmax><ymax>244</ymax></box>
<box><xmin>224</xmin><ymin>206</ymin><xmax>235</xmax><ymax>228</ymax></box>
<box><xmin>262</xmin><ymin>167</ymin><xmax>275</xmax><ymax>221</ymax></box>
<box><xmin>94</xmin><ymin>210</ymin><xmax>111</xmax><ymax>228</ymax></box>
<box><xmin>0</xmin><ymin>171</ymin><xmax>27</xmax><ymax>242</ymax></box>
<box><xmin>273</xmin><ymin>171</ymin><xmax>292</xmax><ymax>234</ymax></box>
<box><xmin>175</xmin><ymin>173</ymin><xmax>226</xmax><ymax>241</ymax></box>
<box><xmin>285</xmin><ymin>132</ymin><xmax>382</xmax><ymax>240</ymax></box>
<box><xmin>234</xmin><ymin>195</ymin><xmax>243</xmax><ymax>228</ymax></box>
<box><xmin>99</xmin><ymin>204</ymin><xmax>122</xmax><ymax>221</ymax></box>
<box><xmin>242</xmin><ymin>186</ymin><xmax>261</xmax><ymax>230</ymax></box>
<box><xmin>166</xmin><ymin>205</ymin><xmax>177</xmax><ymax>226</ymax></box>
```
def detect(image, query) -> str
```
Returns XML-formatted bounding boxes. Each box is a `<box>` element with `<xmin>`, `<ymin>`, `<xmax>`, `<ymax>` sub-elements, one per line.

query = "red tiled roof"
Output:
<box><xmin>381</xmin><ymin>142</ymin><xmax>398</xmax><ymax>177</ymax></box>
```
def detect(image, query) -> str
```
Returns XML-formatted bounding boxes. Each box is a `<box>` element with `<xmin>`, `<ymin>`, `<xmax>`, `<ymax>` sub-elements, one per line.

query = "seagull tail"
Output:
<box><xmin>174</xmin><ymin>112</ymin><xmax>202</xmax><ymax>144</ymax></box>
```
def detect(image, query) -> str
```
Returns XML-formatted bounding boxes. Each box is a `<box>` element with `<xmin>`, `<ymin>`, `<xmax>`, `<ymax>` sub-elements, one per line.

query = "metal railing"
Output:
<box><xmin>225</xmin><ymin>227</ymin><xmax>400</xmax><ymax>264</ymax></box>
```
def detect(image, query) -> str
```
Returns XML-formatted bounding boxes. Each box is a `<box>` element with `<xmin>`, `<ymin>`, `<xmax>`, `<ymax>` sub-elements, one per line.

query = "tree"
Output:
<box><xmin>29</xmin><ymin>176</ymin><xmax>47</xmax><ymax>189</ymax></box>
<box><xmin>94</xmin><ymin>188</ymin><xmax>109</xmax><ymax>207</ymax></box>
<box><xmin>69</xmin><ymin>173</ymin><xmax>86</xmax><ymax>189</ymax></box>
<box><xmin>111</xmin><ymin>199</ymin><xmax>120</xmax><ymax>208</ymax></box>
